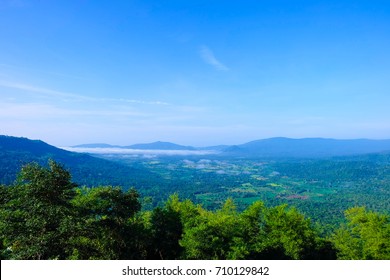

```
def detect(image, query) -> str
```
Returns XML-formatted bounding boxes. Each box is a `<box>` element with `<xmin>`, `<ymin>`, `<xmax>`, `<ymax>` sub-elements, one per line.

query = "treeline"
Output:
<box><xmin>0</xmin><ymin>160</ymin><xmax>389</xmax><ymax>260</ymax></box>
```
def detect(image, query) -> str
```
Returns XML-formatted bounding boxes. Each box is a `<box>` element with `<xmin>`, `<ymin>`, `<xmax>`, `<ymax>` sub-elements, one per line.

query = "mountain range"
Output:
<box><xmin>2</xmin><ymin>135</ymin><xmax>390</xmax><ymax>183</ymax></box>
<box><xmin>72</xmin><ymin>137</ymin><xmax>390</xmax><ymax>158</ymax></box>
<box><xmin>73</xmin><ymin>141</ymin><xmax>196</xmax><ymax>150</ymax></box>
<box><xmin>2</xmin><ymin>135</ymin><xmax>390</xmax><ymax>203</ymax></box>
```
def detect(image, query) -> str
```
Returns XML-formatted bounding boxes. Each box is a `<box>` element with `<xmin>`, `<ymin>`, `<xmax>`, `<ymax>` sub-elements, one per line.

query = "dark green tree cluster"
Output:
<box><xmin>0</xmin><ymin>161</ymin><xmax>389</xmax><ymax>260</ymax></box>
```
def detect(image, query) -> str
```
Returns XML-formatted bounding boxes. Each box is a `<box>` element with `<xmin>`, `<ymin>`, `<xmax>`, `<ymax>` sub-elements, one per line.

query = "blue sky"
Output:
<box><xmin>1</xmin><ymin>0</ymin><xmax>389</xmax><ymax>146</ymax></box>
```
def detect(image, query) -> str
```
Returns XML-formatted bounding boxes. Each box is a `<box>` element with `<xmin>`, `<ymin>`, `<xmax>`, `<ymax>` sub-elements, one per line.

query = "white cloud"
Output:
<box><xmin>199</xmin><ymin>46</ymin><xmax>229</xmax><ymax>71</ymax></box>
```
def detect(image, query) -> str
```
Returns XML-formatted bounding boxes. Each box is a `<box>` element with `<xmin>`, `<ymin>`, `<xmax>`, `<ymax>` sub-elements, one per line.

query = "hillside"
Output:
<box><xmin>0</xmin><ymin>135</ymin><xmax>162</xmax><ymax>190</ymax></box>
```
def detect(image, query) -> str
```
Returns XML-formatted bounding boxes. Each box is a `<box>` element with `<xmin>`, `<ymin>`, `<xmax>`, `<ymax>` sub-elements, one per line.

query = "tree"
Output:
<box><xmin>232</xmin><ymin>202</ymin><xmax>327</xmax><ymax>260</ymax></box>
<box><xmin>333</xmin><ymin>207</ymin><xmax>390</xmax><ymax>260</ymax></box>
<box><xmin>71</xmin><ymin>186</ymin><xmax>142</xmax><ymax>259</ymax></box>
<box><xmin>180</xmin><ymin>199</ymin><xmax>242</xmax><ymax>259</ymax></box>
<box><xmin>1</xmin><ymin>160</ymin><xmax>77</xmax><ymax>259</ymax></box>
<box><xmin>148</xmin><ymin>205</ymin><xmax>183</xmax><ymax>259</ymax></box>
<box><xmin>229</xmin><ymin>201</ymin><xmax>266</xmax><ymax>259</ymax></box>
<box><xmin>260</xmin><ymin>205</ymin><xmax>318</xmax><ymax>259</ymax></box>
<box><xmin>176</xmin><ymin>198</ymin><xmax>326</xmax><ymax>260</ymax></box>
<box><xmin>0</xmin><ymin>184</ymin><xmax>9</xmax><ymax>259</ymax></box>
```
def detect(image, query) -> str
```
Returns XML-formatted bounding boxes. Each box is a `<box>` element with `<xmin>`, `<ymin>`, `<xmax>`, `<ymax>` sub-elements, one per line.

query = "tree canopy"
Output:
<box><xmin>0</xmin><ymin>160</ymin><xmax>388</xmax><ymax>260</ymax></box>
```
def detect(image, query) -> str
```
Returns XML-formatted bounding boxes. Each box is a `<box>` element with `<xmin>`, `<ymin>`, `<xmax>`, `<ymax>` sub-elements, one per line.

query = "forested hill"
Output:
<box><xmin>0</xmin><ymin>135</ymin><xmax>162</xmax><ymax>190</ymax></box>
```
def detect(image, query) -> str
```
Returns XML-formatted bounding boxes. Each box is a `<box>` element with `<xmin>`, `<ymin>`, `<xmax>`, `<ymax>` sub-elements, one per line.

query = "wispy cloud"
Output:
<box><xmin>0</xmin><ymin>81</ymin><xmax>90</xmax><ymax>101</ymax></box>
<box><xmin>199</xmin><ymin>45</ymin><xmax>229</xmax><ymax>71</ymax></box>
<box><xmin>0</xmin><ymin>81</ymin><xmax>170</xmax><ymax>105</ymax></box>
<box><xmin>116</xmin><ymin>98</ymin><xmax>170</xmax><ymax>106</ymax></box>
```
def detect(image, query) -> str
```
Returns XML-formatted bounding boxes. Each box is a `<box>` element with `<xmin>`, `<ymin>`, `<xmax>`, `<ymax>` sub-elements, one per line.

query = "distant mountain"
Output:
<box><xmin>72</xmin><ymin>143</ymin><xmax>120</xmax><ymax>148</ymax></box>
<box><xmin>125</xmin><ymin>141</ymin><xmax>196</xmax><ymax>150</ymax></box>
<box><xmin>198</xmin><ymin>145</ymin><xmax>230</xmax><ymax>151</ymax></box>
<box><xmin>72</xmin><ymin>141</ymin><xmax>197</xmax><ymax>151</ymax></box>
<box><xmin>0</xmin><ymin>135</ymin><xmax>162</xmax><ymax>189</ymax></box>
<box><xmin>222</xmin><ymin>145</ymin><xmax>244</xmax><ymax>153</ymax></box>
<box><xmin>225</xmin><ymin>137</ymin><xmax>390</xmax><ymax>158</ymax></box>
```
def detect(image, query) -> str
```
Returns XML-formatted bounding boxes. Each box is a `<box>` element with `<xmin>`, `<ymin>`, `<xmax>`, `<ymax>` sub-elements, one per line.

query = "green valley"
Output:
<box><xmin>100</xmin><ymin>153</ymin><xmax>390</xmax><ymax>231</ymax></box>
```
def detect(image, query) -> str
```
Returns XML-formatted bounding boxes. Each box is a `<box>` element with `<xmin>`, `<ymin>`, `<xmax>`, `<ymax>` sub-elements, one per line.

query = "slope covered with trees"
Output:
<box><xmin>0</xmin><ymin>135</ymin><xmax>164</xmax><ymax>191</ymax></box>
<box><xmin>1</xmin><ymin>161</ymin><xmax>388</xmax><ymax>260</ymax></box>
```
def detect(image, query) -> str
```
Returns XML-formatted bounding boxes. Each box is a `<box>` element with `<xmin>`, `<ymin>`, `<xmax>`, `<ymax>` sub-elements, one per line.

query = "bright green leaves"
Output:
<box><xmin>263</xmin><ymin>205</ymin><xmax>318</xmax><ymax>259</ymax></box>
<box><xmin>0</xmin><ymin>160</ymin><xmax>143</xmax><ymax>260</ymax></box>
<box><xmin>73</xmin><ymin>186</ymin><xmax>140</xmax><ymax>223</ymax></box>
<box><xmin>1</xmin><ymin>160</ymin><xmax>77</xmax><ymax>259</ymax></box>
<box><xmin>180</xmin><ymin>199</ymin><xmax>240</xmax><ymax>260</ymax></box>
<box><xmin>333</xmin><ymin>207</ymin><xmax>390</xmax><ymax>260</ymax></box>
<box><xmin>70</xmin><ymin>186</ymin><xmax>142</xmax><ymax>260</ymax></box>
<box><xmin>175</xmin><ymin>198</ymin><xmax>321</xmax><ymax>260</ymax></box>
<box><xmin>17</xmin><ymin>160</ymin><xmax>76</xmax><ymax>204</ymax></box>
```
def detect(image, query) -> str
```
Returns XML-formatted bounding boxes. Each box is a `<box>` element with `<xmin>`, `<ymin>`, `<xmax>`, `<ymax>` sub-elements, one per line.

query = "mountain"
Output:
<box><xmin>125</xmin><ymin>141</ymin><xmax>196</xmax><ymax>150</ymax></box>
<box><xmin>198</xmin><ymin>145</ymin><xmax>230</xmax><ymax>151</ymax></box>
<box><xmin>72</xmin><ymin>141</ymin><xmax>197</xmax><ymax>150</ymax></box>
<box><xmin>72</xmin><ymin>143</ymin><xmax>120</xmax><ymax>148</ymax></box>
<box><xmin>225</xmin><ymin>137</ymin><xmax>390</xmax><ymax>158</ymax></box>
<box><xmin>0</xmin><ymin>135</ymin><xmax>162</xmax><ymax>189</ymax></box>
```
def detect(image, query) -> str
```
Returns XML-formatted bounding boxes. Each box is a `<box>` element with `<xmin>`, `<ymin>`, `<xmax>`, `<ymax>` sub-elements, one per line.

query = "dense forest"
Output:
<box><xmin>1</xmin><ymin>160</ymin><xmax>389</xmax><ymax>260</ymax></box>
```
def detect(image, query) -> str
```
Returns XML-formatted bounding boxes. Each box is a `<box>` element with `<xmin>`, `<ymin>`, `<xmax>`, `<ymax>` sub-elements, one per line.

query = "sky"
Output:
<box><xmin>1</xmin><ymin>0</ymin><xmax>390</xmax><ymax>147</ymax></box>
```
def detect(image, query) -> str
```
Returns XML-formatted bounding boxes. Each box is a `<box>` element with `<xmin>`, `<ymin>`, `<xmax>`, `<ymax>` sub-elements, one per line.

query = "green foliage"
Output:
<box><xmin>107</xmin><ymin>154</ymin><xmax>390</xmax><ymax>230</ymax></box>
<box><xmin>1</xmin><ymin>160</ymin><xmax>77</xmax><ymax>259</ymax></box>
<box><xmin>0</xmin><ymin>185</ymin><xmax>8</xmax><ymax>205</ymax></box>
<box><xmin>70</xmin><ymin>186</ymin><xmax>142</xmax><ymax>259</ymax></box>
<box><xmin>260</xmin><ymin>205</ymin><xmax>317</xmax><ymax>259</ymax></box>
<box><xmin>148</xmin><ymin>205</ymin><xmax>183</xmax><ymax>259</ymax></box>
<box><xmin>333</xmin><ymin>207</ymin><xmax>390</xmax><ymax>260</ymax></box>
<box><xmin>0</xmin><ymin>185</ymin><xmax>8</xmax><ymax>259</ymax></box>
<box><xmin>179</xmin><ymin>199</ymin><xmax>241</xmax><ymax>260</ymax></box>
<box><xmin>176</xmin><ymin>198</ymin><xmax>326</xmax><ymax>260</ymax></box>
<box><xmin>0</xmin><ymin>160</ymin><xmax>144</xmax><ymax>260</ymax></box>
<box><xmin>0</xmin><ymin>160</ymin><xmax>388</xmax><ymax>260</ymax></box>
